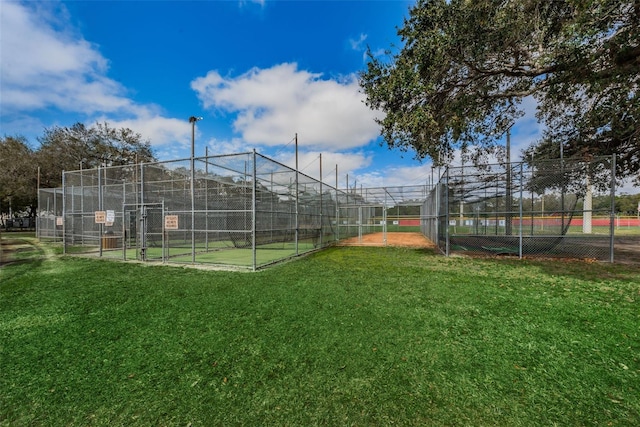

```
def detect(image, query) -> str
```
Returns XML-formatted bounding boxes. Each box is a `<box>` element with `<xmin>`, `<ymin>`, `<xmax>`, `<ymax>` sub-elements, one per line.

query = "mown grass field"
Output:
<box><xmin>1</xmin><ymin>237</ymin><xmax>639</xmax><ymax>426</ymax></box>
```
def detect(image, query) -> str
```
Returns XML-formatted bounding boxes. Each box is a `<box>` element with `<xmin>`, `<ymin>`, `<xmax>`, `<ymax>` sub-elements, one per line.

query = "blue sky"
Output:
<box><xmin>2</xmin><ymin>0</ymin><xmax>633</xmax><ymax>192</ymax></box>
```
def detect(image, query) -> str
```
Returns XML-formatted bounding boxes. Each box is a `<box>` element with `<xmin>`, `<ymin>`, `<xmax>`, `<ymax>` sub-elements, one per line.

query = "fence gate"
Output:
<box><xmin>124</xmin><ymin>203</ymin><xmax>164</xmax><ymax>262</ymax></box>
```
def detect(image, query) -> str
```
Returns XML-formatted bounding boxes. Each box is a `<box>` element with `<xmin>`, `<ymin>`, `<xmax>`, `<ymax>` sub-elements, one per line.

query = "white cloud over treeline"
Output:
<box><xmin>190</xmin><ymin>63</ymin><xmax>381</xmax><ymax>151</ymax></box>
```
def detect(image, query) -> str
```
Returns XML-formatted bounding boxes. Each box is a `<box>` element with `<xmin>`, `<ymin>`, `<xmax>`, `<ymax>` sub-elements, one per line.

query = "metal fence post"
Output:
<box><xmin>610</xmin><ymin>154</ymin><xmax>616</xmax><ymax>263</ymax></box>
<box><xmin>519</xmin><ymin>162</ymin><xmax>523</xmax><ymax>259</ymax></box>
<box><xmin>98</xmin><ymin>166</ymin><xmax>103</xmax><ymax>257</ymax></box>
<box><xmin>319</xmin><ymin>153</ymin><xmax>323</xmax><ymax>247</ymax></box>
<box><xmin>140</xmin><ymin>163</ymin><xmax>145</xmax><ymax>261</ymax></box>
<box><xmin>295</xmin><ymin>134</ymin><xmax>299</xmax><ymax>255</ymax></box>
<box><xmin>190</xmin><ymin>159</ymin><xmax>195</xmax><ymax>265</ymax></box>
<box><xmin>205</xmin><ymin>148</ymin><xmax>209</xmax><ymax>252</ymax></box>
<box><xmin>252</xmin><ymin>150</ymin><xmax>257</xmax><ymax>271</ymax></box>
<box><xmin>435</xmin><ymin>181</ymin><xmax>440</xmax><ymax>252</ymax></box>
<box><xmin>162</xmin><ymin>199</ymin><xmax>166</xmax><ymax>263</ymax></box>
<box><xmin>335</xmin><ymin>165</ymin><xmax>339</xmax><ymax>242</ymax></box>
<box><xmin>62</xmin><ymin>171</ymin><xmax>66</xmax><ymax>254</ymax></box>
<box><xmin>445</xmin><ymin>167</ymin><xmax>450</xmax><ymax>257</ymax></box>
<box><xmin>122</xmin><ymin>181</ymin><xmax>126</xmax><ymax>261</ymax></box>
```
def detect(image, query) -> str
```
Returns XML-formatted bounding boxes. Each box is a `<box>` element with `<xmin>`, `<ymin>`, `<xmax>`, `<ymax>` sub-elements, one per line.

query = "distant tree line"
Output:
<box><xmin>0</xmin><ymin>122</ymin><xmax>156</xmax><ymax>218</ymax></box>
<box><xmin>384</xmin><ymin>194</ymin><xmax>640</xmax><ymax>218</ymax></box>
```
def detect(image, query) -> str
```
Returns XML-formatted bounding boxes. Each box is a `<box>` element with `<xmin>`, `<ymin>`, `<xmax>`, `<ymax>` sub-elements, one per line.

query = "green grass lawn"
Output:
<box><xmin>1</xmin><ymin>242</ymin><xmax>639</xmax><ymax>426</ymax></box>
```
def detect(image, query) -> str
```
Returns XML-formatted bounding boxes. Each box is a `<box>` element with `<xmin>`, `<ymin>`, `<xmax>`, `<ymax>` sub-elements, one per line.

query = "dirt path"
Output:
<box><xmin>0</xmin><ymin>235</ymin><xmax>55</xmax><ymax>267</ymax></box>
<box><xmin>338</xmin><ymin>232</ymin><xmax>435</xmax><ymax>248</ymax></box>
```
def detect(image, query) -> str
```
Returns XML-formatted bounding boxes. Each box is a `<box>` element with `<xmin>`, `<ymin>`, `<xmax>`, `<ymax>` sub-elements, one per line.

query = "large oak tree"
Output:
<box><xmin>36</xmin><ymin>122</ymin><xmax>156</xmax><ymax>188</ymax></box>
<box><xmin>360</xmin><ymin>0</ymin><xmax>639</xmax><ymax>182</ymax></box>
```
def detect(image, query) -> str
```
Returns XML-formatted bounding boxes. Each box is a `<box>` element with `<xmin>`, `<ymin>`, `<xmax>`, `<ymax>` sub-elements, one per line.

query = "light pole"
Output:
<box><xmin>189</xmin><ymin>116</ymin><xmax>202</xmax><ymax>263</ymax></box>
<box><xmin>189</xmin><ymin>116</ymin><xmax>203</xmax><ymax>161</ymax></box>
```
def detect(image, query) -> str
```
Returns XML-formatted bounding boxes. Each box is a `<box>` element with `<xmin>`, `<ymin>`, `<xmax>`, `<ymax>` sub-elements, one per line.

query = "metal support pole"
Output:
<box><xmin>519</xmin><ymin>162</ymin><xmax>523</xmax><ymax>259</ymax></box>
<box><xmin>80</xmin><ymin>164</ymin><xmax>85</xmax><ymax>244</ymax></box>
<box><xmin>122</xmin><ymin>181</ymin><xmax>126</xmax><ymax>260</ymax></box>
<box><xmin>609</xmin><ymin>154</ymin><xmax>616</xmax><ymax>263</ymax></box>
<box><xmin>62</xmin><ymin>171</ymin><xmax>66</xmax><ymax>254</ymax></box>
<box><xmin>560</xmin><ymin>141</ymin><xmax>565</xmax><ymax>234</ymax></box>
<box><xmin>445</xmin><ymin>167</ymin><xmax>450</xmax><ymax>256</ymax></box>
<box><xmin>336</xmin><ymin>164</ymin><xmax>339</xmax><ymax>241</ymax></box>
<box><xmin>189</xmin><ymin>116</ymin><xmax>202</xmax><ymax>264</ymax></box>
<box><xmin>205</xmin><ymin>146</ymin><xmax>209</xmax><ymax>252</ymax></box>
<box><xmin>162</xmin><ymin>200</ymin><xmax>166</xmax><ymax>263</ymax></box>
<box><xmin>319</xmin><ymin>153</ymin><xmax>323</xmax><ymax>247</ymax></box>
<box><xmin>295</xmin><ymin>133</ymin><xmax>299</xmax><ymax>255</ymax></box>
<box><xmin>252</xmin><ymin>150</ymin><xmax>257</xmax><ymax>270</ymax></box>
<box><xmin>435</xmin><ymin>175</ymin><xmax>439</xmax><ymax>251</ymax></box>
<box><xmin>98</xmin><ymin>166</ymin><xmax>103</xmax><ymax>257</ymax></box>
<box><xmin>190</xmin><ymin>121</ymin><xmax>195</xmax><ymax>263</ymax></box>
<box><xmin>358</xmin><ymin>206</ymin><xmax>363</xmax><ymax>243</ymax></box>
<box><xmin>383</xmin><ymin>191</ymin><xmax>387</xmax><ymax>245</ymax></box>
<box><xmin>139</xmin><ymin>163</ymin><xmax>145</xmax><ymax>261</ymax></box>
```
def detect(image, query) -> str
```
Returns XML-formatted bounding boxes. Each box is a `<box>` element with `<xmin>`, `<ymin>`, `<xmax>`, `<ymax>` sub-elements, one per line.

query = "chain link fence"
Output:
<box><xmin>55</xmin><ymin>151</ymin><xmax>403</xmax><ymax>269</ymax></box>
<box><xmin>338</xmin><ymin>185</ymin><xmax>430</xmax><ymax>244</ymax></box>
<box><xmin>41</xmin><ymin>153</ymin><xmax>617</xmax><ymax>265</ymax></box>
<box><xmin>36</xmin><ymin>187</ymin><xmax>64</xmax><ymax>241</ymax></box>
<box><xmin>422</xmin><ymin>156</ymin><xmax>616</xmax><ymax>261</ymax></box>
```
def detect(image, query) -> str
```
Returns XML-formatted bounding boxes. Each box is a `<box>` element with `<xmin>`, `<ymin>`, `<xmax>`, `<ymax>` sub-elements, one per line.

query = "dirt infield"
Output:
<box><xmin>337</xmin><ymin>232</ymin><xmax>435</xmax><ymax>248</ymax></box>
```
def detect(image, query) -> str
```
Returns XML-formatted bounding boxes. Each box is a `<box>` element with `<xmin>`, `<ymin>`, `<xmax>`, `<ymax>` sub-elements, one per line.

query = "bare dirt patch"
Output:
<box><xmin>0</xmin><ymin>235</ymin><xmax>52</xmax><ymax>267</ymax></box>
<box><xmin>338</xmin><ymin>232</ymin><xmax>435</xmax><ymax>248</ymax></box>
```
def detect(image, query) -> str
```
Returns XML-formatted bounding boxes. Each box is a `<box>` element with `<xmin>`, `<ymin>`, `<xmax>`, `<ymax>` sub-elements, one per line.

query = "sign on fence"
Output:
<box><xmin>94</xmin><ymin>211</ymin><xmax>106</xmax><ymax>224</ymax></box>
<box><xmin>164</xmin><ymin>215</ymin><xmax>179</xmax><ymax>230</ymax></box>
<box><xmin>105</xmin><ymin>210</ymin><xmax>115</xmax><ymax>226</ymax></box>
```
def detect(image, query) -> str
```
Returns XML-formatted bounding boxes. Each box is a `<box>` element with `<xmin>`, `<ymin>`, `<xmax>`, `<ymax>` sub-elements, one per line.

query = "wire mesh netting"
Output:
<box><xmin>40</xmin><ymin>152</ymin><xmax>617</xmax><ymax>267</ymax></box>
<box><xmin>36</xmin><ymin>187</ymin><xmax>64</xmax><ymax>241</ymax></box>
<box><xmin>54</xmin><ymin>152</ymin><xmax>416</xmax><ymax>269</ymax></box>
<box><xmin>422</xmin><ymin>156</ymin><xmax>615</xmax><ymax>261</ymax></box>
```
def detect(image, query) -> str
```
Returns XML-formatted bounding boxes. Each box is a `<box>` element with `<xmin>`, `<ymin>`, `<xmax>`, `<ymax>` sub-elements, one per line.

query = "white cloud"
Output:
<box><xmin>0</xmin><ymin>2</ymin><xmax>194</xmax><ymax>152</ymax></box>
<box><xmin>349</xmin><ymin>33</ymin><xmax>368</xmax><ymax>51</ymax></box>
<box><xmin>0</xmin><ymin>2</ymin><xmax>132</xmax><ymax>115</ymax></box>
<box><xmin>204</xmin><ymin>137</ymin><xmax>250</xmax><ymax>157</ymax></box>
<box><xmin>272</xmin><ymin>150</ymin><xmax>374</xmax><ymax>185</ymax></box>
<box><xmin>104</xmin><ymin>113</ymin><xmax>192</xmax><ymax>147</ymax></box>
<box><xmin>191</xmin><ymin>63</ymin><xmax>382</xmax><ymax>151</ymax></box>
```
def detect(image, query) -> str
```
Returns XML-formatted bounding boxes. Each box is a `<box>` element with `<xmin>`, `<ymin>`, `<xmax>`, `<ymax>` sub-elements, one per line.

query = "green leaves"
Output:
<box><xmin>360</xmin><ymin>0</ymin><xmax>639</xmax><ymax>180</ymax></box>
<box><xmin>36</xmin><ymin>122</ymin><xmax>156</xmax><ymax>189</ymax></box>
<box><xmin>0</xmin><ymin>136</ymin><xmax>37</xmax><ymax>215</ymax></box>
